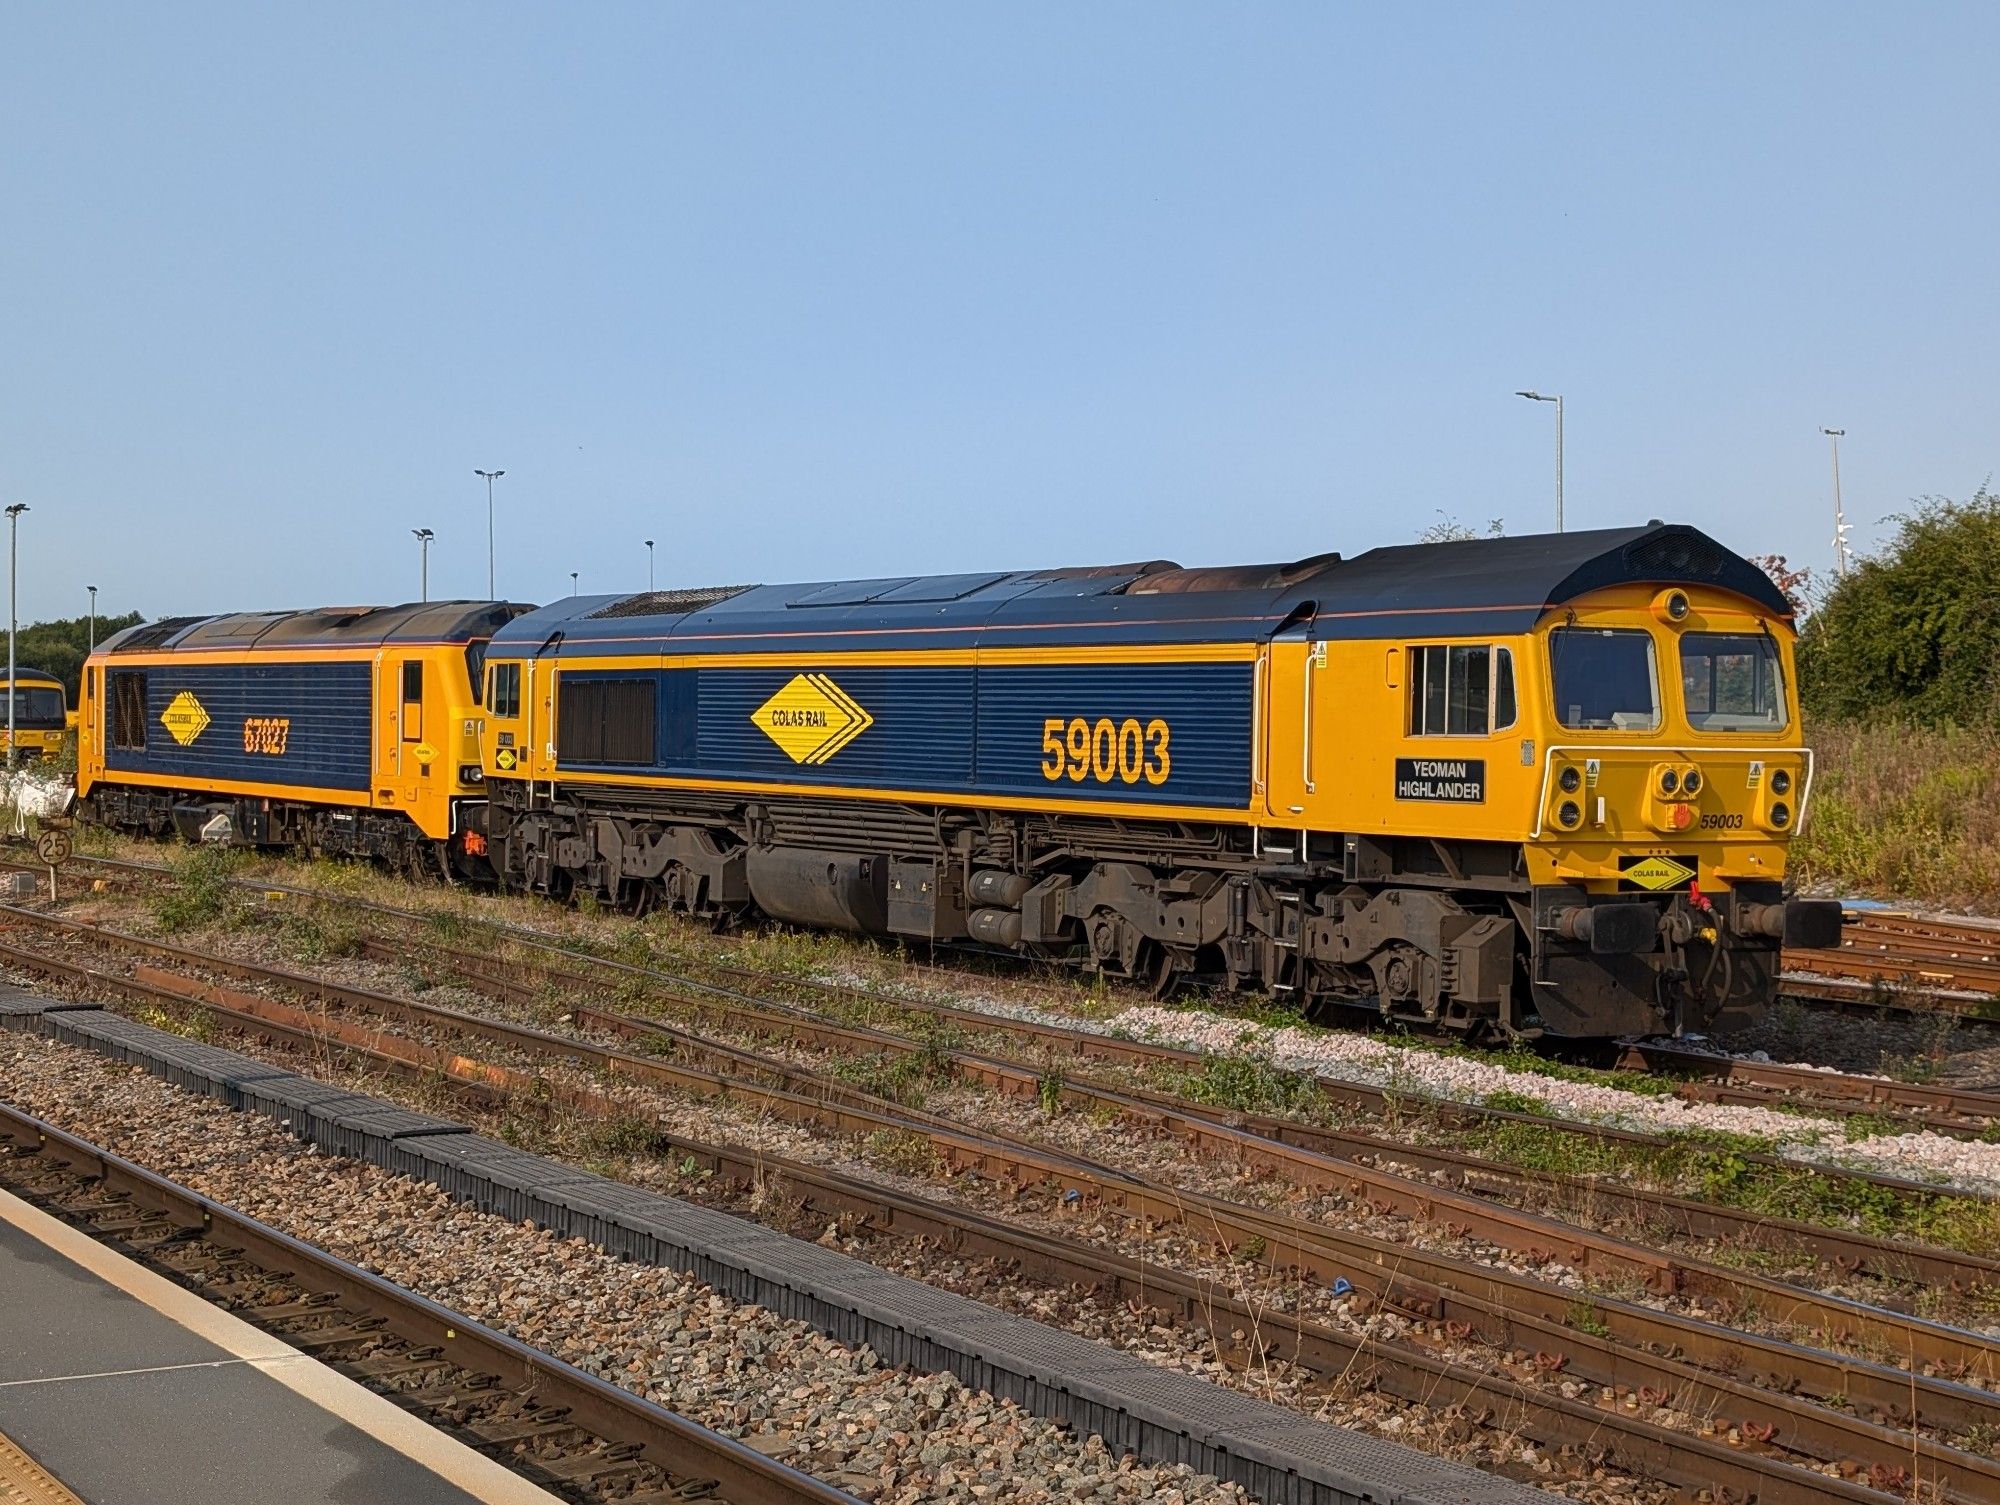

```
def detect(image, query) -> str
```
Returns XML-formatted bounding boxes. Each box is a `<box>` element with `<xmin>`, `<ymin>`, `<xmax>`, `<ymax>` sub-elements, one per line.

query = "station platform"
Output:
<box><xmin>0</xmin><ymin>1185</ymin><xmax>559</xmax><ymax>1505</ymax></box>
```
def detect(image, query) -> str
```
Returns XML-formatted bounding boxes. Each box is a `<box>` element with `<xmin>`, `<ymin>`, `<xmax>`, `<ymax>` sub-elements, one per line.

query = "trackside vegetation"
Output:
<box><xmin>1794</xmin><ymin>489</ymin><xmax>2000</xmax><ymax>909</ymax></box>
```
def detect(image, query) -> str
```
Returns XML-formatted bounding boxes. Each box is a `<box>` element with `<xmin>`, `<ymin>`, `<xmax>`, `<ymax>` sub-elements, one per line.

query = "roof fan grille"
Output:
<box><xmin>588</xmin><ymin>585</ymin><xmax>754</xmax><ymax>620</ymax></box>
<box><xmin>1625</xmin><ymin>534</ymin><xmax>1727</xmax><ymax>581</ymax></box>
<box><xmin>110</xmin><ymin>615</ymin><xmax>208</xmax><ymax>652</ymax></box>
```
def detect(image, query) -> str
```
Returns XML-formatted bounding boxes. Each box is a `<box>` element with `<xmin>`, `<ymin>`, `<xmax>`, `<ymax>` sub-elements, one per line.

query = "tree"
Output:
<box><xmin>1747</xmin><ymin>553</ymin><xmax>1814</xmax><ymax>617</ymax></box>
<box><xmin>1797</xmin><ymin>489</ymin><xmax>2000</xmax><ymax>725</ymax></box>
<box><xmin>1417</xmin><ymin>513</ymin><xmax>1506</xmax><ymax>544</ymax></box>
<box><xmin>10</xmin><ymin>611</ymin><xmax>145</xmax><ymax>700</ymax></box>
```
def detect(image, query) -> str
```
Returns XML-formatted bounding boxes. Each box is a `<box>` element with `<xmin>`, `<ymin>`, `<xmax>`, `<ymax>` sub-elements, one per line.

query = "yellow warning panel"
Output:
<box><xmin>0</xmin><ymin>1427</ymin><xmax>87</xmax><ymax>1505</ymax></box>
<box><xmin>160</xmin><ymin>690</ymin><xmax>211</xmax><ymax>746</ymax></box>
<box><xmin>751</xmin><ymin>673</ymin><xmax>874</xmax><ymax>765</ymax></box>
<box><xmin>1622</xmin><ymin>855</ymin><xmax>1695</xmax><ymax>891</ymax></box>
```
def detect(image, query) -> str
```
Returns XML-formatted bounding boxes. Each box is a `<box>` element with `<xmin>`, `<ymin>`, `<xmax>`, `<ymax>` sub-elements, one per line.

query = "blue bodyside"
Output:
<box><xmin>558</xmin><ymin>661</ymin><xmax>1253</xmax><ymax>808</ymax></box>
<box><xmin>105</xmin><ymin>662</ymin><xmax>373</xmax><ymax>793</ymax></box>
<box><xmin>695</xmin><ymin>666</ymin><xmax>979</xmax><ymax>788</ymax></box>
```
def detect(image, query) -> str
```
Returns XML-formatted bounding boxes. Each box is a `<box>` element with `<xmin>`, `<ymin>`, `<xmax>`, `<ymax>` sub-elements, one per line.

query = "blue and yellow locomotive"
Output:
<box><xmin>477</xmin><ymin>523</ymin><xmax>1840</xmax><ymax>1040</ymax></box>
<box><xmin>73</xmin><ymin>524</ymin><xmax>1839</xmax><ymax>1039</ymax></box>
<box><xmin>79</xmin><ymin>601</ymin><xmax>526</xmax><ymax>870</ymax></box>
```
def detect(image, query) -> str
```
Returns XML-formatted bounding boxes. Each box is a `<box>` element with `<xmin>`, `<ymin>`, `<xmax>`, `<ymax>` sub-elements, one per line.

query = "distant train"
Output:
<box><xmin>75</xmin><ymin>523</ymin><xmax>1842</xmax><ymax>1040</ymax></box>
<box><xmin>1</xmin><ymin>668</ymin><xmax>71</xmax><ymax>762</ymax></box>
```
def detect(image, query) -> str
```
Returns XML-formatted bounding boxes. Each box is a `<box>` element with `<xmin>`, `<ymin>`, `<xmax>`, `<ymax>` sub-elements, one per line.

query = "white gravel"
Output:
<box><xmin>820</xmin><ymin>974</ymin><xmax>2000</xmax><ymax>1196</ymax></box>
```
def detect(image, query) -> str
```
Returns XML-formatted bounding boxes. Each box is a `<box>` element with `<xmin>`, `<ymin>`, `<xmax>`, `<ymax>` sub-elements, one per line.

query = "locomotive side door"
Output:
<box><xmin>1261</xmin><ymin>618</ymin><xmax>1325</xmax><ymax>835</ymax></box>
<box><xmin>399</xmin><ymin>658</ymin><xmax>429</xmax><ymax>806</ymax></box>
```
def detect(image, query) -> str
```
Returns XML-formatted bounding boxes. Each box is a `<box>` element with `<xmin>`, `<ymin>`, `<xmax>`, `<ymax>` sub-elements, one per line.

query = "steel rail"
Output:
<box><xmin>1619</xmin><ymin>1041</ymin><xmax>2000</xmax><ymax>1132</ymax></box>
<box><xmin>397</xmin><ymin>933</ymin><xmax>2000</xmax><ymax>1295</ymax></box>
<box><xmin>0</xmin><ymin>1103</ymin><xmax>861</xmax><ymax>1505</ymax></box>
<box><xmin>230</xmin><ymin>875</ymin><xmax>1995</xmax><ymax>1212</ymax></box>
<box><xmin>6</xmin><ymin>920</ymin><xmax>2000</xmax><ymax>1446</ymax></box>
<box><xmin>12</xmin><ymin>901</ymin><xmax>1992</xmax><ymax>1337</ymax></box>
<box><xmin>0</xmin><ymin>987</ymin><xmax>1969</xmax><ymax>1503</ymax></box>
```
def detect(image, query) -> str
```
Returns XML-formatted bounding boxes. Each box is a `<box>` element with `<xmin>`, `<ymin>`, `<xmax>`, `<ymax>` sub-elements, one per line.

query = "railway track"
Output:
<box><xmin>1782</xmin><ymin>910</ymin><xmax>2000</xmax><ymax>1024</ymax></box>
<box><xmin>15</xmin><ymin>852</ymin><xmax>2000</xmax><ymax>1240</ymax></box>
<box><xmin>46</xmin><ymin>848</ymin><xmax>2000</xmax><ymax>1132</ymax></box>
<box><xmin>0</xmin><ymin>1102</ymin><xmax>859</xmax><ymax>1505</ymax></box>
<box><xmin>3</xmin><ymin>906</ymin><xmax>1999</xmax><ymax>1503</ymax></box>
<box><xmin>1620</xmin><ymin>1040</ymin><xmax>2000</xmax><ymax>1134</ymax></box>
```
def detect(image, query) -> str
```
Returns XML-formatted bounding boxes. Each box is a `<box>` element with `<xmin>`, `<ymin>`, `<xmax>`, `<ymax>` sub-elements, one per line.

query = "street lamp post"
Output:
<box><xmin>570</xmin><ymin>571</ymin><xmax>579</xmax><ymax>595</ymax></box>
<box><xmin>412</xmin><ymin>529</ymin><xmax>434</xmax><ymax>602</ymax></box>
<box><xmin>6</xmin><ymin>505</ymin><xmax>27</xmax><ymax>771</ymax></box>
<box><xmin>87</xmin><ymin>586</ymin><xmax>98</xmax><ymax>652</ymax></box>
<box><xmin>1515</xmin><ymin>391</ymin><xmax>1565</xmax><ymax>532</ymax></box>
<box><xmin>474</xmin><ymin>469</ymin><xmax>505</xmax><ymax>598</ymax></box>
<box><xmin>645</xmin><ymin>539</ymin><xmax>655</xmax><ymax>592</ymax></box>
<box><xmin>1822</xmin><ymin>428</ymin><xmax>1852</xmax><ymax>577</ymax></box>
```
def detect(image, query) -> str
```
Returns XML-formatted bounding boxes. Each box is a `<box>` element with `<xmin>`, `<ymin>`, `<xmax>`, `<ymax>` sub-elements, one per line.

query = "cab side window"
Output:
<box><xmin>1409</xmin><ymin>645</ymin><xmax>1516</xmax><ymax>736</ymax></box>
<box><xmin>488</xmin><ymin>662</ymin><xmax>522</xmax><ymax>718</ymax></box>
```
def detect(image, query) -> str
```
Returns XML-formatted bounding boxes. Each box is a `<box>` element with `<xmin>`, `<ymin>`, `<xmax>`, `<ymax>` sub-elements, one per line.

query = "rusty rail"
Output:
<box><xmin>5</xmin><ymin>912</ymin><xmax>2000</xmax><ymax>1455</ymax></box>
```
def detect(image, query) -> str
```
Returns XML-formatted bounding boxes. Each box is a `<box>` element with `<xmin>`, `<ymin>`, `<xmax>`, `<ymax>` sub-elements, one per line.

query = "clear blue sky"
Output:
<box><xmin>2</xmin><ymin>3</ymin><xmax>1995</xmax><ymax>622</ymax></box>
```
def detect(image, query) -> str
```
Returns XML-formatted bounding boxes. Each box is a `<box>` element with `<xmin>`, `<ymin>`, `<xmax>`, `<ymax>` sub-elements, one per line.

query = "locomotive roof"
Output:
<box><xmin>493</xmin><ymin>522</ymin><xmax>1789</xmax><ymax>656</ymax></box>
<box><xmin>97</xmin><ymin>601</ymin><xmax>530</xmax><ymax>655</ymax></box>
<box><xmin>0</xmin><ymin>667</ymin><xmax>63</xmax><ymax>685</ymax></box>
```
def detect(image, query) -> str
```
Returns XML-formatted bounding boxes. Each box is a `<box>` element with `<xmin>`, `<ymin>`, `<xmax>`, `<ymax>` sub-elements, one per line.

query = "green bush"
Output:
<box><xmin>1799</xmin><ymin>490</ymin><xmax>2000</xmax><ymax>726</ymax></box>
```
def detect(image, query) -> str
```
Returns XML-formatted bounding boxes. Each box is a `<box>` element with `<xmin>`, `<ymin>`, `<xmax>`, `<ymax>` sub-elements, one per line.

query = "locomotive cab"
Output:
<box><xmin>1513</xmin><ymin>585</ymin><xmax>1839</xmax><ymax>1037</ymax></box>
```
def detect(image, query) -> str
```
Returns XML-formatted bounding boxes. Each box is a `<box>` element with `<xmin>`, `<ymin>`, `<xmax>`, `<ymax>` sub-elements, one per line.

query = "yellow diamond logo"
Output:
<box><xmin>751</xmin><ymin>673</ymin><xmax>874</xmax><ymax>765</ymax></box>
<box><xmin>160</xmin><ymin>691</ymin><xmax>210</xmax><ymax>746</ymax></box>
<box><xmin>1623</xmin><ymin>856</ymin><xmax>1694</xmax><ymax>891</ymax></box>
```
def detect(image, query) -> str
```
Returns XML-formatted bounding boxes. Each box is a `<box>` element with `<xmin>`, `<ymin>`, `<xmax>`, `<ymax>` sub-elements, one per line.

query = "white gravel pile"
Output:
<box><xmin>0</xmin><ymin>1034</ymin><xmax>1250</xmax><ymax>1505</ymax></box>
<box><xmin>1108</xmin><ymin>1006</ymin><xmax>2000</xmax><ymax>1195</ymax></box>
<box><xmin>838</xmin><ymin>971</ymin><xmax>2000</xmax><ymax>1196</ymax></box>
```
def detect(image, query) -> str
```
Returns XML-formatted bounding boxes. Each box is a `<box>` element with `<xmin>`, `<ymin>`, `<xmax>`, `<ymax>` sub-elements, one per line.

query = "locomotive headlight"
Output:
<box><xmin>1558</xmin><ymin>766</ymin><xmax>1581</xmax><ymax>794</ymax></box>
<box><xmin>1681</xmin><ymin>767</ymin><xmax>1702</xmax><ymax>797</ymax></box>
<box><xmin>1652</xmin><ymin>588</ymin><xmax>1692</xmax><ymax>624</ymax></box>
<box><xmin>1770</xmin><ymin>768</ymin><xmax>1792</xmax><ymax>796</ymax></box>
<box><xmin>459</xmin><ymin>764</ymin><xmax>484</xmax><ymax>785</ymax></box>
<box><xmin>1658</xmin><ymin>768</ymin><xmax>1680</xmax><ymax>796</ymax></box>
<box><xmin>1557</xmin><ymin>800</ymin><xmax>1582</xmax><ymax>829</ymax></box>
<box><xmin>1770</xmin><ymin>802</ymin><xmax>1791</xmax><ymax>829</ymax></box>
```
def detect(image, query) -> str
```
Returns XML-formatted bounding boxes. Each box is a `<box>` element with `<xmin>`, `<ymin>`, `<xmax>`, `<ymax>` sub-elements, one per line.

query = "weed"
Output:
<box><xmin>1791</xmin><ymin>719</ymin><xmax>2000</xmax><ymax>909</ymax></box>
<box><xmin>1152</xmin><ymin>1054</ymin><xmax>1324</xmax><ymax>1119</ymax></box>
<box><xmin>862</xmin><ymin>1128</ymin><xmax>938</xmax><ymax>1177</ymax></box>
<box><xmin>583</xmin><ymin>1115</ymin><xmax>666</xmax><ymax>1157</ymax></box>
<box><xmin>1236</xmin><ymin>1235</ymin><xmax>1267</xmax><ymax>1264</ymax></box>
<box><xmin>278</xmin><ymin>909</ymin><xmax>364</xmax><ymax>961</ymax></box>
<box><xmin>151</xmin><ymin>846</ymin><xmax>242</xmax><ymax>932</ymax></box>
<box><xmin>828</xmin><ymin>1047</ymin><xmax>950</xmax><ymax>1109</ymax></box>
<box><xmin>1483</xmin><ymin>1088</ymin><xmax>1551</xmax><ymax>1117</ymax></box>
<box><xmin>1037</xmin><ymin>1067</ymin><xmax>1066</xmax><ymax>1117</ymax></box>
<box><xmin>1565</xmin><ymin>1299</ymin><xmax>1610</xmax><ymax>1337</ymax></box>
<box><xmin>424</xmin><ymin>908</ymin><xmax>474</xmax><ymax>945</ymax></box>
<box><xmin>133</xmin><ymin>1002</ymin><xmax>216</xmax><ymax>1043</ymax></box>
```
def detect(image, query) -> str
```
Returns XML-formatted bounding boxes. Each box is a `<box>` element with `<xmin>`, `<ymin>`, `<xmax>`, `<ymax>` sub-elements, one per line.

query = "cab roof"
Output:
<box><xmin>0</xmin><ymin>667</ymin><xmax>63</xmax><ymax>686</ymax></box>
<box><xmin>98</xmin><ymin>601</ymin><xmax>531</xmax><ymax>655</ymax></box>
<box><xmin>490</xmin><ymin>523</ymin><xmax>1789</xmax><ymax>657</ymax></box>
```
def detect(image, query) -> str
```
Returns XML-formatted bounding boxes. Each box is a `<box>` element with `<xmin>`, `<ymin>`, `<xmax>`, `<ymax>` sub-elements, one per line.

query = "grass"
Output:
<box><xmin>1794</xmin><ymin>718</ymin><xmax>2000</xmax><ymax>908</ymax></box>
<box><xmin>1456</xmin><ymin>1111</ymin><xmax>2000</xmax><ymax>1257</ymax></box>
<box><xmin>273</xmin><ymin>907</ymin><xmax>365</xmax><ymax>961</ymax></box>
<box><xmin>1148</xmin><ymin>1053</ymin><xmax>1328</xmax><ymax>1119</ymax></box>
<box><xmin>150</xmin><ymin>846</ymin><xmax>243</xmax><ymax>932</ymax></box>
